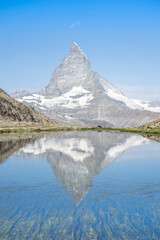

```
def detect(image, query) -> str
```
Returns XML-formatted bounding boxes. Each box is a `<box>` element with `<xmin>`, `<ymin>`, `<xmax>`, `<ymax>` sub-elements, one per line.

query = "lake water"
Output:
<box><xmin>0</xmin><ymin>131</ymin><xmax>160</xmax><ymax>239</ymax></box>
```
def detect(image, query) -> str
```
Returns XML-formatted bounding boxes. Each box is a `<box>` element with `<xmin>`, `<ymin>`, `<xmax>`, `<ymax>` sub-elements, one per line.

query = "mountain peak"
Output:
<box><xmin>15</xmin><ymin>43</ymin><xmax>160</xmax><ymax>128</ymax></box>
<box><xmin>70</xmin><ymin>42</ymin><xmax>85</xmax><ymax>56</ymax></box>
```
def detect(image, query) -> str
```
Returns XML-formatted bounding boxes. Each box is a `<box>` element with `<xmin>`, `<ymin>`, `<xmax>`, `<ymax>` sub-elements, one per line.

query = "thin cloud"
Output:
<box><xmin>70</xmin><ymin>21</ymin><xmax>80</xmax><ymax>29</ymax></box>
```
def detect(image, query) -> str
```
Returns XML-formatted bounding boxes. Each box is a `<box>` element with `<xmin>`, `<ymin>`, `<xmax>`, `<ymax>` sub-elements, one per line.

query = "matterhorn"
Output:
<box><xmin>14</xmin><ymin>42</ymin><xmax>160</xmax><ymax>127</ymax></box>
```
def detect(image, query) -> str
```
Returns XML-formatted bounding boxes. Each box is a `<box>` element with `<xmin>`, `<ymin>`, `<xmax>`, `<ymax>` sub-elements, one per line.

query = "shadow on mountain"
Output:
<box><xmin>16</xmin><ymin>131</ymin><xmax>148</xmax><ymax>204</ymax></box>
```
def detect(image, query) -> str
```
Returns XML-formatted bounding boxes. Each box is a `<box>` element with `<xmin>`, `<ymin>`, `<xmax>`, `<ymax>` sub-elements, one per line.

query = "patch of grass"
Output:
<box><xmin>0</xmin><ymin>126</ymin><xmax>160</xmax><ymax>135</ymax></box>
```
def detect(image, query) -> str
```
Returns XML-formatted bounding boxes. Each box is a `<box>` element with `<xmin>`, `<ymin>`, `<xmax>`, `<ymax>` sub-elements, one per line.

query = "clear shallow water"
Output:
<box><xmin>0</xmin><ymin>131</ymin><xmax>160</xmax><ymax>240</ymax></box>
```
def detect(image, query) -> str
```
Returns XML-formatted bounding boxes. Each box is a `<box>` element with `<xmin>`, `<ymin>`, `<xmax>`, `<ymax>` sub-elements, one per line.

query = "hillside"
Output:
<box><xmin>0</xmin><ymin>88</ymin><xmax>56</xmax><ymax>127</ymax></box>
<box><xmin>141</xmin><ymin>118</ymin><xmax>160</xmax><ymax>130</ymax></box>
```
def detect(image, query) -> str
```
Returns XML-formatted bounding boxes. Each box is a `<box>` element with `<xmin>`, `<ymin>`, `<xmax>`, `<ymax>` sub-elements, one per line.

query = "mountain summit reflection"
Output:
<box><xmin>1</xmin><ymin>131</ymin><xmax>160</xmax><ymax>240</ymax></box>
<box><xmin>16</xmin><ymin>131</ymin><xmax>148</xmax><ymax>204</ymax></box>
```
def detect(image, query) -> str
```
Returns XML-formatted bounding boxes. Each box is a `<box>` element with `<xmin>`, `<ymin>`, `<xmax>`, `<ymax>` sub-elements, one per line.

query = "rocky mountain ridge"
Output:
<box><xmin>13</xmin><ymin>42</ymin><xmax>160</xmax><ymax>127</ymax></box>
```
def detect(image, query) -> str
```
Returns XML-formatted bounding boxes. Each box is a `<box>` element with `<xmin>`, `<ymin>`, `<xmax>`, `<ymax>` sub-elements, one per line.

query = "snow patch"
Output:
<box><xmin>16</xmin><ymin>85</ymin><xmax>160</xmax><ymax>113</ymax></box>
<box><xmin>17</xmin><ymin>86</ymin><xmax>93</xmax><ymax>109</ymax></box>
<box><xmin>106</xmin><ymin>88</ymin><xmax>143</xmax><ymax>110</ymax></box>
<box><xmin>105</xmin><ymin>88</ymin><xmax>160</xmax><ymax>112</ymax></box>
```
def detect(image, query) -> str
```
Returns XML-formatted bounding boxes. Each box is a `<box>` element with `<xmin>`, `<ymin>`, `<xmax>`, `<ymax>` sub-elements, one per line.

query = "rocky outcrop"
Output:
<box><xmin>141</xmin><ymin>118</ymin><xmax>160</xmax><ymax>129</ymax></box>
<box><xmin>0</xmin><ymin>88</ymin><xmax>55</xmax><ymax>125</ymax></box>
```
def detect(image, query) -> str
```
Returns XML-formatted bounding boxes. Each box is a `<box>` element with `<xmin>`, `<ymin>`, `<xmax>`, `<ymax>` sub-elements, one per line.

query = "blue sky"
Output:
<box><xmin>0</xmin><ymin>0</ymin><xmax>160</xmax><ymax>100</ymax></box>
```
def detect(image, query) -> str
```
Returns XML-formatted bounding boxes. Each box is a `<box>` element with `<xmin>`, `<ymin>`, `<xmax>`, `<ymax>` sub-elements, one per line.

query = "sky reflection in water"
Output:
<box><xmin>0</xmin><ymin>131</ymin><xmax>160</xmax><ymax>239</ymax></box>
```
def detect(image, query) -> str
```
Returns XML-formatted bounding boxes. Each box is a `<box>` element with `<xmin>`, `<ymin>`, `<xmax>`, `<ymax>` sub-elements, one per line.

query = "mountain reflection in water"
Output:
<box><xmin>1</xmin><ymin>131</ymin><xmax>160</xmax><ymax>239</ymax></box>
<box><xmin>0</xmin><ymin>133</ymin><xmax>42</xmax><ymax>164</ymax></box>
<box><xmin>14</xmin><ymin>131</ymin><xmax>148</xmax><ymax>204</ymax></box>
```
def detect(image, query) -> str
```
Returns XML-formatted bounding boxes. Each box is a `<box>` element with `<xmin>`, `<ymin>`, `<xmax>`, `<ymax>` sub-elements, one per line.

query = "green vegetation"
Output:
<box><xmin>0</xmin><ymin>125</ymin><xmax>160</xmax><ymax>134</ymax></box>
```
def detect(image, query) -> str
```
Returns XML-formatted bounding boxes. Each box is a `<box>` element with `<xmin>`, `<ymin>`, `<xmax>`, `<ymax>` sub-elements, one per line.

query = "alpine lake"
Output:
<box><xmin>0</xmin><ymin>130</ymin><xmax>160</xmax><ymax>240</ymax></box>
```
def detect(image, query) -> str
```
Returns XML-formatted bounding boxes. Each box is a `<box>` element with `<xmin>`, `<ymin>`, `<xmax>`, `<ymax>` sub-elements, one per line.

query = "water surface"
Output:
<box><xmin>0</xmin><ymin>131</ymin><xmax>160</xmax><ymax>239</ymax></box>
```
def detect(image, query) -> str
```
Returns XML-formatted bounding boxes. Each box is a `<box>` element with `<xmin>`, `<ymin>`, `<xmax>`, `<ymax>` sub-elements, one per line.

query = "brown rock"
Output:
<box><xmin>0</xmin><ymin>88</ymin><xmax>56</xmax><ymax>125</ymax></box>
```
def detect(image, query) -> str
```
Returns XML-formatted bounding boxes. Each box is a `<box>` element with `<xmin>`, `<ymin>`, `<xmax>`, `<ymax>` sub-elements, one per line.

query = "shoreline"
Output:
<box><xmin>0</xmin><ymin>125</ymin><xmax>160</xmax><ymax>135</ymax></box>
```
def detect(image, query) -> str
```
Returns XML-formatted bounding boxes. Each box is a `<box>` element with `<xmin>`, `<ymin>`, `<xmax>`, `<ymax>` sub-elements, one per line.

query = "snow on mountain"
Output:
<box><xmin>105</xmin><ymin>87</ymin><xmax>160</xmax><ymax>113</ymax></box>
<box><xmin>14</xmin><ymin>42</ymin><xmax>160</xmax><ymax>127</ymax></box>
<box><xmin>99</xmin><ymin>76</ymin><xmax>160</xmax><ymax>112</ymax></box>
<box><xmin>19</xmin><ymin>86</ymin><xmax>93</xmax><ymax>109</ymax></box>
<box><xmin>131</xmin><ymin>99</ymin><xmax>160</xmax><ymax>113</ymax></box>
<box><xmin>18</xmin><ymin>85</ymin><xmax>160</xmax><ymax>113</ymax></box>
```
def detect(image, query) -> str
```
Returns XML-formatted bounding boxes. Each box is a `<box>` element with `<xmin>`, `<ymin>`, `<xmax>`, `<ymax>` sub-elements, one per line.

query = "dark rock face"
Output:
<box><xmin>13</xmin><ymin>43</ymin><xmax>160</xmax><ymax>127</ymax></box>
<box><xmin>0</xmin><ymin>88</ymin><xmax>55</xmax><ymax>125</ymax></box>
